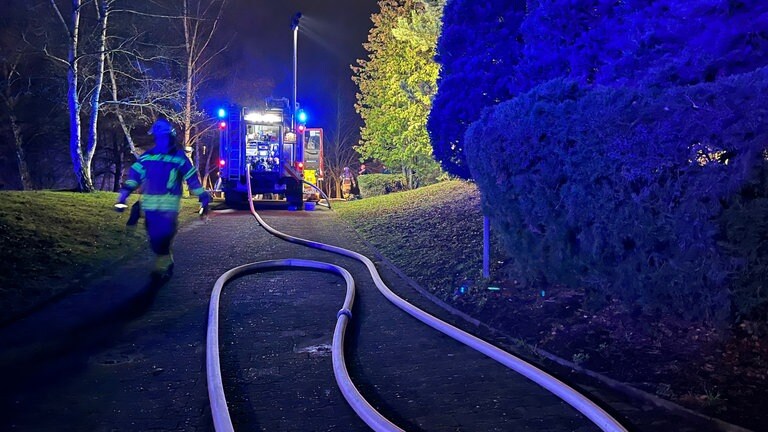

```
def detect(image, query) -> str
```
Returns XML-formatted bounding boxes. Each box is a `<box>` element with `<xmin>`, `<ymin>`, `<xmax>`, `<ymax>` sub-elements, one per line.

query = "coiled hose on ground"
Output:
<box><xmin>206</xmin><ymin>165</ymin><xmax>628</xmax><ymax>432</ymax></box>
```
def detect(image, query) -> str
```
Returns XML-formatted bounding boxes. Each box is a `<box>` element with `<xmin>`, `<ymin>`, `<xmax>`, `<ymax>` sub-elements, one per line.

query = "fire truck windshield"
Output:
<box><xmin>246</xmin><ymin>124</ymin><xmax>279</xmax><ymax>141</ymax></box>
<box><xmin>245</xmin><ymin>123</ymin><xmax>282</xmax><ymax>173</ymax></box>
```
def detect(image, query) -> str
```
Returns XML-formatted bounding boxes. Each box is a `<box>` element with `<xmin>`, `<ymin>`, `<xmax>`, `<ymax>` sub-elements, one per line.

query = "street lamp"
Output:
<box><xmin>291</xmin><ymin>12</ymin><xmax>302</xmax><ymax>130</ymax></box>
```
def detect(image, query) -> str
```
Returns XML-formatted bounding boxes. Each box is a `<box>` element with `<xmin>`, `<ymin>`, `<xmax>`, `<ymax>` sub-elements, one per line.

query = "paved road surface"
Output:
<box><xmin>0</xmin><ymin>206</ymin><xmax>719</xmax><ymax>431</ymax></box>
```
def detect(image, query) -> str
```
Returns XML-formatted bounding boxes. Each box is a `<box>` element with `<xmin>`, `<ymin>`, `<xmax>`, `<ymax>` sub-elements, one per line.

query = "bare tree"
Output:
<box><xmin>0</xmin><ymin>18</ymin><xmax>36</xmax><ymax>190</ymax></box>
<box><xmin>104</xmin><ymin>51</ymin><xmax>138</xmax><ymax>156</ymax></box>
<box><xmin>36</xmin><ymin>0</ymin><xmax>233</xmax><ymax>192</ymax></box>
<box><xmin>178</xmin><ymin>0</ymin><xmax>227</xmax><ymax>175</ymax></box>
<box><xmin>46</xmin><ymin>0</ymin><xmax>85</xmax><ymax>190</ymax></box>
<box><xmin>46</xmin><ymin>0</ymin><xmax>181</xmax><ymax>191</ymax></box>
<box><xmin>0</xmin><ymin>54</ymin><xmax>33</xmax><ymax>190</ymax></box>
<box><xmin>101</xmin><ymin>35</ymin><xmax>184</xmax><ymax>157</ymax></box>
<box><xmin>84</xmin><ymin>0</ymin><xmax>111</xmax><ymax>188</ymax></box>
<box><xmin>323</xmin><ymin>83</ymin><xmax>361</xmax><ymax>198</ymax></box>
<box><xmin>45</xmin><ymin>0</ymin><xmax>113</xmax><ymax>192</ymax></box>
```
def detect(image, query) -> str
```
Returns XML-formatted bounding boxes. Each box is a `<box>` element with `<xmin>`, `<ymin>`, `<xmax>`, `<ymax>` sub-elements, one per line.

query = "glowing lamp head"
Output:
<box><xmin>297</xmin><ymin>110</ymin><xmax>307</xmax><ymax>123</ymax></box>
<box><xmin>218</xmin><ymin>121</ymin><xmax>227</xmax><ymax>130</ymax></box>
<box><xmin>219</xmin><ymin>159</ymin><xmax>226</xmax><ymax>167</ymax></box>
<box><xmin>297</xmin><ymin>124</ymin><xmax>306</xmax><ymax>133</ymax></box>
<box><xmin>217</xmin><ymin>108</ymin><xmax>227</xmax><ymax>119</ymax></box>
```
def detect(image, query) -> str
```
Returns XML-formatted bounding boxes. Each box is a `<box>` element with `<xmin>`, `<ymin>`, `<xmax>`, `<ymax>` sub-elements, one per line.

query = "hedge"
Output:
<box><xmin>465</xmin><ymin>70</ymin><xmax>768</xmax><ymax>324</ymax></box>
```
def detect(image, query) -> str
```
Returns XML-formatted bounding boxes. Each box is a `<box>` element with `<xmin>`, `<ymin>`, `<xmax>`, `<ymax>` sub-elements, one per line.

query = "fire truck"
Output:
<box><xmin>217</xmin><ymin>98</ymin><xmax>322</xmax><ymax>209</ymax></box>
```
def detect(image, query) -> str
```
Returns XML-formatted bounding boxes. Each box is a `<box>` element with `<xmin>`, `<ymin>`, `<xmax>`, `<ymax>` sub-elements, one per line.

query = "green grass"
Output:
<box><xmin>0</xmin><ymin>191</ymin><xmax>201</xmax><ymax>323</ymax></box>
<box><xmin>334</xmin><ymin>180</ymin><xmax>504</xmax><ymax>298</ymax></box>
<box><xmin>1</xmin><ymin>182</ymin><xmax>493</xmax><ymax>323</ymax></box>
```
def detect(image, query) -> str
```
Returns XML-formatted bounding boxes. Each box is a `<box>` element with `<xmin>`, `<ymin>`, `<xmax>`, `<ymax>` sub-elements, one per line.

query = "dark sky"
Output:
<box><xmin>218</xmin><ymin>0</ymin><xmax>380</xmax><ymax>130</ymax></box>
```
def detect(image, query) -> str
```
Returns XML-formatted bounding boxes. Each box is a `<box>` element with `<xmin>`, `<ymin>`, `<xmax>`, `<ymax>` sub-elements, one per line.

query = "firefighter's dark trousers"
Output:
<box><xmin>145</xmin><ymin>210</ymin><xmax>178</xmax><ymax>272</ymax></box>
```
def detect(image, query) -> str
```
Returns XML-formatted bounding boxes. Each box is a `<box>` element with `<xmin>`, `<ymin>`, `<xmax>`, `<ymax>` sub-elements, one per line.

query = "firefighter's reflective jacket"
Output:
<box><xmin>121</xmin><ymin>147</ymin><xmax>205</xmax><ymax>213</ymax></box>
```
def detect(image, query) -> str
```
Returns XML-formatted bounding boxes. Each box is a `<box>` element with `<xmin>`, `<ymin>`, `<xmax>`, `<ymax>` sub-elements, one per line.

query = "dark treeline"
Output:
<box><xmin>0</xmin><ymin>0</ymin><xmax>275</xmax><ymax>192</ymax></box>
<box><xmin>0</xmin><ymin>1</ymin><xmax>365</xmax><ymax>198</ymax></box>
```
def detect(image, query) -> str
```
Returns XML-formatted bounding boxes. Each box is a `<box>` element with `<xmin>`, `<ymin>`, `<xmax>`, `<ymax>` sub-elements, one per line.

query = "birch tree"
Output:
<box><xmin>101</xmin><ymin>34</ymin><xmax>186</xmax><ymax>158</ymax></box>
<box><xmin>47</xmin><ymin>0</ymin><xmax>111</xmax><ymax>192</ymax></box>
<box><xmin>37</xmin><ymin>0</ymin><xmax>230</xmax><ymax>191</ymax></box>
<box><xmin>84</xmin><ymin>0</ymin><xmax>110</xmax><ymax>189</ymax></box>
<box><xmin>46</xmin><ymin>0</ymin><xmax>85</xmax><ymax>190</ymax></box>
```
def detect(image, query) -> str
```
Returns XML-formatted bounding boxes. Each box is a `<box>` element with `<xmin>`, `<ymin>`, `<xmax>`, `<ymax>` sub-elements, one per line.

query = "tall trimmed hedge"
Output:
<box><xmin>465</xmin><ymin>71</ymin><xmax>768</xmax><ymax>323</ymax></box>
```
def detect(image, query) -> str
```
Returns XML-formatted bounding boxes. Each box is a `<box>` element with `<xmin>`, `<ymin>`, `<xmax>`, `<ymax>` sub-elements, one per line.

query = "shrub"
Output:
<box><xmin>428</xmin><ymin>0</ymin><xmax>526</xmax><ymax>179</ymax></box>
<box><xmin>430</xmin><ymin>0</ymin><xmax>768</xmax><ymax>181</ymax></box>
<box><xmin>465</xmin><ymin>70</ymin><xmax>768</xmax><ymax>324</ymax></box>
<box><xmin>358</xmin><ymin>174</ymin><xmax>408</xmax><ymax>198</ymax></box>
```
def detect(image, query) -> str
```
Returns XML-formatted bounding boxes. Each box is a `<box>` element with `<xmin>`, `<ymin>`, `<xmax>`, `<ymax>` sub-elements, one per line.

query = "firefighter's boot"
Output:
<box><xmin>151</xmin><ymin>254</ymin><xmax>174</xmax><ymax>281</ymax></box>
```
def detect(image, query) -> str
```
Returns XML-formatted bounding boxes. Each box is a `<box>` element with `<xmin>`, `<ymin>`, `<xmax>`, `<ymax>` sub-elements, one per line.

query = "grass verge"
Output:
<box><xmin>335</xmin><ymin>180</ymin><xmax>768</xmax><ymax>431</ymax></box>
<box><xmin>0</xmin><ymin>190</ymin><xmax>201</xmax><ymax>324</ymax></box>
<box><xmin>334</xmin><ymin>180</ymin><xmax>505</xmax><ymax>300</ymax></box>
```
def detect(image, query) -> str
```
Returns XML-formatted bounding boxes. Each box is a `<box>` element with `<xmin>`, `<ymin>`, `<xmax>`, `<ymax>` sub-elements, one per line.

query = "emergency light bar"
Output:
<box><xmin>244</xmin><ymin>112</ymin><xmax>282</xmax><ymax>124</ymax></box>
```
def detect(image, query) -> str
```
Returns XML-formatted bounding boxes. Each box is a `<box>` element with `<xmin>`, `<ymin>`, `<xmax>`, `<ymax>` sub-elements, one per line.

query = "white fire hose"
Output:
<box><xmin>206</xmin><ymin>164</ymin><xmax>628</xmax><ymax>432</ymax></box>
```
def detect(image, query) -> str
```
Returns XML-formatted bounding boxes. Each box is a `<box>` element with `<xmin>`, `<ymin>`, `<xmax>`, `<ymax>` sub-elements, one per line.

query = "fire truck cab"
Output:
<box><xmin>218</xmin><ymin>99</ymin><xmax>305</xmax><ymax>209</ymax></box>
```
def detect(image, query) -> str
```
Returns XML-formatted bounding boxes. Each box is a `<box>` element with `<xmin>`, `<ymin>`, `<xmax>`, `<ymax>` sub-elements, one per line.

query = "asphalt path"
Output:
<box><xmin>0</xmin><ymin>204</ymin><xmax>707</xmax><ymax>431</ymax></box>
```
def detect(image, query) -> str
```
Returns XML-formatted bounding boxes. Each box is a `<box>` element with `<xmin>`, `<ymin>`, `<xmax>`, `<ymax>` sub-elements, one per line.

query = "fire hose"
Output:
<box><xmin>205</xmin><ymin>164</ymin><xmax>628</xmax><ymax>432</ymax></box>
<box><xmin>283</xmin><ymin>164</ymin><xmax>332</xmax><ymax>209</ymax></box>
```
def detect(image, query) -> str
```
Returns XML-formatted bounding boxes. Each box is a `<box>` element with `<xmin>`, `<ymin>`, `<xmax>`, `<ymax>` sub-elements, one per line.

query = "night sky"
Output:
<box><xmin>216</xmin><ymin>0</ymin><xmax>380</xmax><ymax>130</ymax></box>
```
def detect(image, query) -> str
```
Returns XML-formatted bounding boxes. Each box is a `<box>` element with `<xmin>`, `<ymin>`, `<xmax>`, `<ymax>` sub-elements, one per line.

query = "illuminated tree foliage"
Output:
<box><xmin>448</xmin><ymin>0</ymin><xmax>768</xmax><ymax>323</ymax></box>
<box><xmin>353</xmin><ymin>0</ymin><xmax>444</xmax><ymax>188</ymax></box>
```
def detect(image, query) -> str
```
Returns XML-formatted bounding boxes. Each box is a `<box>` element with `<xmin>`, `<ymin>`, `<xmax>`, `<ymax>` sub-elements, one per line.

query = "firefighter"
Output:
<box><xmin>341</xmin><ymin>166</ymin><xmax>353</xmax><ymax>198</ymax></box>
<box><xmin>114</xmin><ymin>115</ymin><xmax>210</xmax><ymax>280</ymax></box>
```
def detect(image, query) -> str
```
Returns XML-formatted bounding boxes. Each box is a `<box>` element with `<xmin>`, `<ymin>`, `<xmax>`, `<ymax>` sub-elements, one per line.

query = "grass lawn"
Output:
<box><xmin>1</xmin><ymin>182</ymin><xmax>490</xmax><ymax>324</ymax></box>
<box><xmin>0</xmin><ymin>190</ymin><xmax>201</xmax><ymax>324</ymax></box>
<box><xmin>334</xmin><ymin>180</ymin><xmax>506</xmax><ymax>300</ymax></box>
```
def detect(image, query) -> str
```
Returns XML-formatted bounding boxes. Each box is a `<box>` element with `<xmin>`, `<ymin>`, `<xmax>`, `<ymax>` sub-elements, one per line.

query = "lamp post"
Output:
<box><xmin>291</xmin><ymin>12</ymin><xmax>302</xmax><ymax>131</ymax></box>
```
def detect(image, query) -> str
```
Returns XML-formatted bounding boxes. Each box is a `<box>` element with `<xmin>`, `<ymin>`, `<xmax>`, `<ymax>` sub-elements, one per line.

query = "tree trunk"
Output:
<box><xmin>112</xmin><ymin>130</ymin><xmax>122</xmax><ymax>192</ymax></box>
<box><xmin>84</xmin><ymin>0</ymin><xmax>110</xmax><ymax>190</ymax></box>
<box><xmin>105</xmin><ymin>52</ymin><xmax>138</xmax><ymax>157</ymax></box>
<box><xmin>403</xmin><ymin>165</ymin><xmax>414</xmax><ymax>189</ymax></box>
<box><xmin>10</xmin><ymin>112</ymin><xmax>32</xmax><ymax>190</ymax></box>
<box><xmin>183</xmin><ymin>0</ymin><xmax>194</xmax><ymax>156</ymax></box>
<box><xmin>64</xmin><ymin>0</ymin><xmax>90</xmax><ymax>191</ymax></box>
<box><xmin>202</xmin><ymin>142</ymin><xmax>214</xmax><ymax>189</ymax></box>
